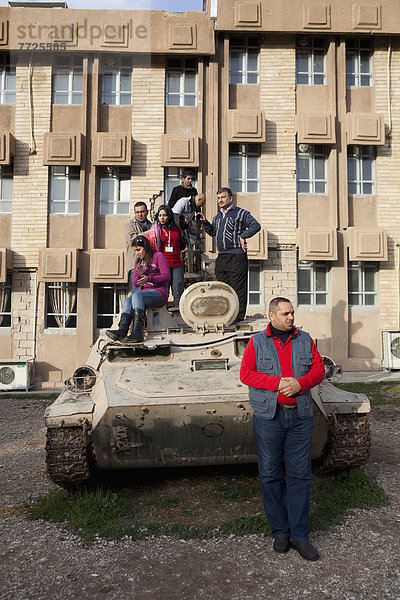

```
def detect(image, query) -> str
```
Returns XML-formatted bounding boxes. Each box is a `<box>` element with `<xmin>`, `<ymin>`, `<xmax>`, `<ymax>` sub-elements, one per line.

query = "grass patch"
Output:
<box><xmin>310</xmin><ymin>468</ymin><xmax>389</xmax><ymax>531</ymax></box>
<box><xmin>208</xmin><ymin>483</ymin><xmax>261</xmax><ymax>501</ymax></box>
<box><xmin>28</xmin><ymin>488</ymin><xmax>136</xmax><ymax>543</ymax></box>
<box><xmin>221</xmin><ymin>514</ymin><xmax>271</xmax><ymax>536</ymax></box>
<box><xmin>28</xmin><ymin>488</ymin><xmax>212</xmax><ymax>544</ymax></box>
<box><xmin>334</xmin><ymin>381</ymin><xmax>400</xmax><ymax>406</ymax></box>
<box><xmin>29</xmin><ymin>468</ymin><xmax>388</xmax><ymax>543</ymax></box>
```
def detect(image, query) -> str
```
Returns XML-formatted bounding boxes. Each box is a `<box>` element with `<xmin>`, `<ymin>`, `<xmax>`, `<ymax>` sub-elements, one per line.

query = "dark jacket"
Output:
<box><xmin>203</xmin><ymin>206</ymin><xmax>261</xmax><ymax>254</ymax></box>
<box><xmin>168</xmin><ymin>183</ymin><xmax>198</xmax><ymax>209</ymax></box>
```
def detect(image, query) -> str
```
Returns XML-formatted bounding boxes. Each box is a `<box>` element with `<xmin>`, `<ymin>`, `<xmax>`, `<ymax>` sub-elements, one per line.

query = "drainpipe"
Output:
<box><xmin>397</xmin><ymin>244</ymin><xmax>400</xmax><ymax>330</ymax></box>
<box><xmin>32</xmin><ymin>269</ymin><xmax>38</xmax><ymax>361</ymax></box>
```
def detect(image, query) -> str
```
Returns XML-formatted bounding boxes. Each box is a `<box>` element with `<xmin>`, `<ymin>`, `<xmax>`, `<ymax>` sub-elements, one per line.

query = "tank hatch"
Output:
<box><xmin>179</xmin><ymin>281</ymin><xmax>239</xmax><ymax>332</ymax></box>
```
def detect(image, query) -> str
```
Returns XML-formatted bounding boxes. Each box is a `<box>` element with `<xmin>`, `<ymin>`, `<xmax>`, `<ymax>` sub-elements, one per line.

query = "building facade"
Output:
<box><xmin>0</xmin><ymin>0</ymin><xmax>399</xmax><ymax>387</ymax></box>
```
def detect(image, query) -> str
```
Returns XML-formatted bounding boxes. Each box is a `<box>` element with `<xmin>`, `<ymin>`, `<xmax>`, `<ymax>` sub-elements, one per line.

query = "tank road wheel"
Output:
<box><xmin>316</xmin><ymin>413</ymin><xmax>371</xmax><ymax>475</ymax></box>
<box><xmin>45</xmin><ymin>424</ymin><xmax>94</xmax><ymax>488</ymax></box>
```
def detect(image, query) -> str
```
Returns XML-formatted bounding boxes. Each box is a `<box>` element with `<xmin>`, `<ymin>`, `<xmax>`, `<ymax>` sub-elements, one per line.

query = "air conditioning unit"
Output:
<box><xmin>382</xmin><ymin>331</ymin><xmax>400</xmax><ymax>370</ymax></box>
<box><xmin>0</xmin><ymin>359</ymin><xmax>34</xmax><ymax>391</ymax></box>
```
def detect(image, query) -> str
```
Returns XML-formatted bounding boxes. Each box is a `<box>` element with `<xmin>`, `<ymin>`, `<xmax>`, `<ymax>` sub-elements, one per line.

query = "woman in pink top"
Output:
<box><xmin>147</xmin><ymin>204</ymin><xmax>186</xmax><ymax>307</ymax></box>
<box><xmin>106</xmin><ymin>235</ymin><xmax>170</xmax><ymax>343</ymax></box>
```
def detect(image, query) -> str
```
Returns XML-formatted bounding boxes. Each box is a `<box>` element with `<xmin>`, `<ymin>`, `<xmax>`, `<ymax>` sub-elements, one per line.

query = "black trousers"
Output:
<box><xmin>215</xmin><ymin>252</ymin><xmax>248</xmax><ymax>321</ymax></box>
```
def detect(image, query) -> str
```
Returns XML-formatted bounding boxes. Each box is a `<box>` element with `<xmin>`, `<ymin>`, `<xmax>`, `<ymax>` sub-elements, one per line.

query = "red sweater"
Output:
<box><xmin>160</xmin><ymin>227</ymin><xmax>184</xmax><ymax>268</ymax></box>
<box><xmin>240</xmin><ymin>324</ymin><xmax>325</xmax><ymax>406</ymax></box>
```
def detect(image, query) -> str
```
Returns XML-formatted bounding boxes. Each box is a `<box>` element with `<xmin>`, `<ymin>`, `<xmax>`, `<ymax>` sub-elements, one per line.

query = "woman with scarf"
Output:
<box><xmin>106</xmin><ymin>235</ymin><xmax>170</xmax><ymax>343</ymax></box>
<box><xmin>147</xmin><ymin>204</ymin><xmax>186</xmax><ymax>308</ymax></box>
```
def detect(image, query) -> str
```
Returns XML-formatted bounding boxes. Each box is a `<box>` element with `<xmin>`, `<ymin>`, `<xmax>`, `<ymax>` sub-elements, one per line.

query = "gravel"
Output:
<box><xmin>0</xmin><ymin>396</ymin><xmax>399</xmax><ymax>600</ymax></box>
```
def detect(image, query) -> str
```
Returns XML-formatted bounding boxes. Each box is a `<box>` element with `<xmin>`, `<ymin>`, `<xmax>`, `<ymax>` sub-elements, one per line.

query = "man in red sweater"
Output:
<box><xmin>240</xmin><ymin>297</ymin><xmax>325</xmax><ymax>561</ymax></box>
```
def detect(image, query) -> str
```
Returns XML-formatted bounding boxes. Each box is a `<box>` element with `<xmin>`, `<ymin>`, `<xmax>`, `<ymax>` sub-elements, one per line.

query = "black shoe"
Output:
<box><xmin>290</xmin><ymin>541</ymin><xmax>320</xmax><ymax>561</ymax></box>
<box><xmin>273</xmin><ymin>538</ymin><xmax>289</xmax><ymax>553</ymax></box>
<box><xmin>105</xmin><ymin>313</ymin><xmax>132</xmax><ymax>341</ymax></box>
<box><xmin>125</xmin><ymin>308</ymin><xmax>145</xmax><ymax>343</ymax></box>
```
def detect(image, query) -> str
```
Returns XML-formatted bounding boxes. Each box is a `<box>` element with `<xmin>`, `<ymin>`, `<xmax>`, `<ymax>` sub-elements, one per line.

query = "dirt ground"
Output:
<box><xmin>0</xmin><ymin>396</ymin><xmax>399</xmax><ymax>600</ymax></box>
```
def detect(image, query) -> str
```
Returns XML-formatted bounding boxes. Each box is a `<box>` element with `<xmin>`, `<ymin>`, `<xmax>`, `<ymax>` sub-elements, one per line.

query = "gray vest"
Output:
<box><xmin>249</xmin><ymin>329</ymin><xmax>314</xmax><ymax>419</ymax></box>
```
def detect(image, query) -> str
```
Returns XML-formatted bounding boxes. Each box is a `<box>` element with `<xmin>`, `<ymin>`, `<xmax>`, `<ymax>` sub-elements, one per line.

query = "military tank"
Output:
<box><xmin>44</xmin><ymin>281</ymin><xmax>371</xmax><ymax>488</ymax></box>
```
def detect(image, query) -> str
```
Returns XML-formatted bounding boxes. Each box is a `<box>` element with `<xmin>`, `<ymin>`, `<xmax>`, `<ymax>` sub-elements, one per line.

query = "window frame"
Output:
<box><xmin>297</xmin><ymin>260</ymin><xmax>329</xmax><ymax>306</ymax></box>
<box><xmin>98</xmin><ymin>167</ymin><xmax>131</xmax><ymax>216</ymax></box>
<box><xmin>45</xmin><ymin>282</ymin><xmax>77</xmax><ymax>329</ymax></box>
<box><xmin>296</xmin><ymin>37</ymin><xmax>326</xmax><ymax>85</ymax></box>
<box><xmin>95</xmin><ymin>283</ymin><xmax>129</xmax><ymax>329</ymax></box>
<box><xmin>229</xmin><ymin>35</ymin><xmax>259</xmax><ymax>85</ymax></box>
<box><xmin>52</xmin><ymin>56</ymin><xmax>83</xmax><ymax>105</ymax></box>
<box><xmin>348</xmin><ymin>261</ymin><xmax>378</xmax><ymax>307</ymax></box>
<box><xmin>0</xmin><ymin>273</ymin><xmax>11</xmax><ymax>328</ymax></box>
<box><xmin>166</xmin><ymin>57</ymin><xmax>197</xmax><ymax>107</ymax></box>
<box><xmin>296</xmin><ymin>144</ymin><xmax>328</xmax><ymax>194</ymax></box>
<box><xmin>100</xmin><ymin>58</ymin><xmax>132</xmax><ymax>106</ymax></box>
<box><xmin>0</xmin><ymin>165</ymin><xmax>13</xmax><ymax>214</ymax></box>
<box><xmin>49</xmin><ymin>166</ymin><xmax>80</xmax><ymax>215</ymax></box>
<box><xmin>229</xmin><ymin>143</ymin><xmax>260</xmax><ymax>193</ymax></box>
<box><xmin>346</xmin><ymin>38</ymin><xmax>373</xmax><ymax>87</ymax></box>
<box><xmin>247</xmin><ymin>261</ymin><xmax>263</xmax><ymax>307</ymax></box>
<box><xmin>0</xmin><ymin>54</ymin><xmax>16</xmax><ymax>105</ymax></box>
<box><xmin>347</xmin><ymin>145</ymin><xmax>375</xmax><ymax>196</ymax></box>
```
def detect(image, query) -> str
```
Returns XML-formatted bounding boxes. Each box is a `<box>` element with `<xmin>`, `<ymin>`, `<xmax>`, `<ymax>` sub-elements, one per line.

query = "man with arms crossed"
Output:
<box><xmin>240</xmin><ymin>297</ymin><xmax>325</xmax><ymax>560</ymax></box>
<box><xmin>201</xmin><ymin>187</ymin><xmax>260</xmax><ymax>323</ymax></box>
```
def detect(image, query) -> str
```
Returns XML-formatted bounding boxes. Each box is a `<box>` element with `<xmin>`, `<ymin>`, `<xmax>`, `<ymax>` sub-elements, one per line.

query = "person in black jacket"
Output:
<box><xmin>200</xmin><ymin>187</ymin><xmax>261</xmax><ymax>323</ymax></box>
<box><xmin>168</xmin><ymin>170</ymin><xmax>198</xmax><ymax>209</ymax></box>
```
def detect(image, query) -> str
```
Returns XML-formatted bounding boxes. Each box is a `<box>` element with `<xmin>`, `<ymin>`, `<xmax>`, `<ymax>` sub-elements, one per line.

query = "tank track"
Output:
<box><xmin>45</xmin><ymin>424</ymin><xmax>93</xmax><ymax>488</ymax></box>
<box><xmin>317</xmin><ymin>413</ymin><xmax>371</xmax><ymax>474</ymax></box>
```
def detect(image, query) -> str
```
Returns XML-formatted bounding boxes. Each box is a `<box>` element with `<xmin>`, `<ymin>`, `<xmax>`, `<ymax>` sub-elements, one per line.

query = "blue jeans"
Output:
<box><xmin>253</xmin><ymin>405</ymin><xmax>313</xmax><ymax>541</ymax></box>
<box><xmin>122</xmin><ymin>290</ymin><xmax>164</xmax><ymax>314</ymax></box>
<box><xmin>170</xmin><ymin>266</ymin><xmax>184</xmax><ymax>307</ymax></box>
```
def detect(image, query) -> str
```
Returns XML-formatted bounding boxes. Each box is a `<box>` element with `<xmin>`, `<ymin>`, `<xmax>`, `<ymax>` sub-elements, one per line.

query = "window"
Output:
<box><xmin>49</xmin><ymin>166</ymin><xmax>80</xmax><ymax>214</ymax></box>
<box><xmin>296</xmin><ymin>144</ymin><xmax>328</xmax><ymax>193</ymax></box>
<box><xmin>248</xmin><ymin>262</ymin><xmax>263</xmax><ymax>306</ymax></box>
<box><xmin>95</xmin><ymin>283</ymin><xmax>128</xmax><ymax>329</ymax></box>
<box><xmin>346</xmin><ymin>38</ymin><xmax>372</xmax><ymax>87</ymax></box>
<box><xmin>164</xmin><ymin>167</ymin><xmax>197</xmax><ymax>202</ymax></box>
<box><xmin>229</xmin><ymin>143</ymin><xmax>260</xmax><ymax>193</ymax></box>
<box><xmin>296</xmin><ymin>37</ymin><xmax>326</xmax><ymax>85</ymax></box>
<box><xmin>0</xmin><ymin>274</ymin><xmax>11</xmax><ymax>327</ymax></box>
<box><xmin>297</xmin><ymin>261</ymin><xmax>328</xmax><ymax>305</ymax></box>
<box><xmin>229</xmin><ymin>36</ymin><xmax>259</xmax><ymax>84</ymax></box>
<box><xmin>98</xmin><ymin>167</ymin><xmax>130</xmax><ymax>215</ymax></box>
<box><xmin>0</xmin><ymin>54</ymin><xmax>16</xmax><ymax>104</ymax></box>
<box><xmin>0</xmin><ymin>165</ymin><xmax>13</xmax><ymax>214</ymax></box>
<box><xmin>101</xmin><ymin>57</ymin><xmax>131</xmax><ymax>105</ymax></box>
<box><xmin>46</xmin><ymin>282</ymin><xmax>77</xmax><ymax>328</ymax></box>
<box><xmin>52</xmin><ymin>56</ymin><xmax>82</xmax><ymax>105</ymax></box>
<box><xmin>166</xmin><ymin>57</ymin><xmax>197</xmax><ymax>106</ymax></box>
<box><xmin>347</xmin><ymin>145</ymin><xmax>375</xmax><ymax>195</ymax></box>
<box><xmin>348</xmin><ymin>262</ymin><xmax>378</xmax><ymax>306</ymax></box>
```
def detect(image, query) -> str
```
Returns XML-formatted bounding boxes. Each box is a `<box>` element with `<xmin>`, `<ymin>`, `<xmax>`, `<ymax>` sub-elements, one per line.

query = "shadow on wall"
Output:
<box><xmin>35</xmin><ymin>362</ymin><xmax>63</xmax><ymax>389</ymax></box>
<box><xmin>131</xmin><ymin>140</ymin><xmax>147</xmax><ymax>177</ymax></box>
<box><xmin>329</xmin><ymin>299</ymin><xmax>374</xmax><ymax>363</ymax></box>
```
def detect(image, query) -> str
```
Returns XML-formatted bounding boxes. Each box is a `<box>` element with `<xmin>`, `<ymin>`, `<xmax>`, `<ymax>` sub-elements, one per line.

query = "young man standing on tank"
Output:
<box><xmin>200</xmin><ymin>187</ymin><xmax>260</xmax><ymax>324</ymax></box>
<box><xmin>240</xmin><ymin>297</ymin><xmax>325</xmax><ymax>561</ymax></box>
<box><xmin>168</xmin><ymin>169</ymin><xmax>198</xmax><ymax>210</ymax></box>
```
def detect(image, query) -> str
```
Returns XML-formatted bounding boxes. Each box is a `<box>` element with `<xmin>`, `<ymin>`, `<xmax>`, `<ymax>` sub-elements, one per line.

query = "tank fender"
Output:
<box><xmin>311</xmin><ymin>386</ymin><xmax>328</xmax><ymax>419</ymax></box>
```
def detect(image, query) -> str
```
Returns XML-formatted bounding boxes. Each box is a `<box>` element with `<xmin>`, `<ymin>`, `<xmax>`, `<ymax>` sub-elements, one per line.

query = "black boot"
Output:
<box><xmin>125</xmin><ymin>308</ymin><xmax>145</xmax><ymax>343</ymax></box>
<box><xmin>105</xmin><ymin>313</ymin><xmax>132</xmax><ymax>341</ymax></box>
